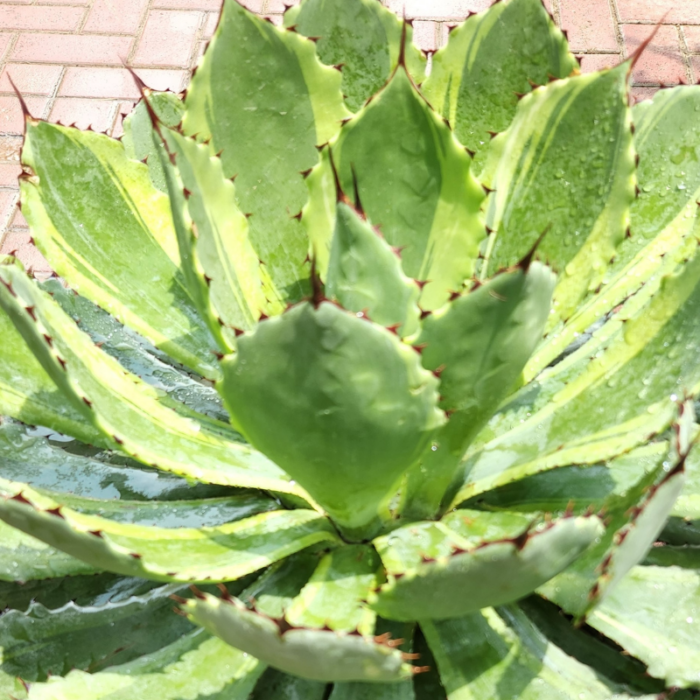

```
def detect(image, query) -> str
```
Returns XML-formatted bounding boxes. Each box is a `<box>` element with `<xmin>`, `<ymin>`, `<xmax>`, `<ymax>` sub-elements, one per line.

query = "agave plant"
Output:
<box><xmin>0</xmin><ymin>0</ymin><xmax>699</xmax><ymax>697</ymax></box>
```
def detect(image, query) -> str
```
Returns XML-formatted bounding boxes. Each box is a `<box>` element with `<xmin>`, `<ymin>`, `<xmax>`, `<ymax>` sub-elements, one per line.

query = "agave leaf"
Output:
<box><xmin>480</xmin><ymin>64</ymin><xmax>635</xmax><ymax>327</ymax></box>
<box><xmin>423</xmin><ymin>0</ymin><xmax>576</xmax><ymax>171</ymax></box>
<box><xmin>526</xmin><ymin>85</ymin><xmax>700</xmax><ymax>380</ymax></box>
<box><xmin>0</xmin><ymin>583</ymin><xmax>190</xmax><ymax>687</ymax></box>
<box><xmin>0</xmin><ymin>420</ymin><xmax>234</xmax><ymax>504</ymax></box>
<box><xmin>219</xmin><ymin>301</ymin><xmax>444</xmax><ymax>539</ymax></box>
<box><xmin>671</xmin><ymin>429</ymin><xmax>700</xmax><ymax>519</ymax></box>
<box><xmin>22</xmin><ymin>628</ymin><xmax>264</xmax><ymax>700</ymax></box>
<box><xmin>0</xmin><ymin>265</ymin><xmax>304</xmax><ymax>495</ymax></box>
<box><xmin>403</xmin><ymin>262</ymin><xmax>555</xmax><ymax>519</ymax></box>
<box><xmin>43</xmin><ymin>278</ymin><xmax>230</xmax><ymax>424</ymax></box>
<box><xmin>164</xmin><ymin>128</ymin><xmax>282</xmax><ymax>337</ymax></box>
<box><xmin>285</xmin><ymin>0</ymin><xmax>426</xmax><ymax>112</ymax></box>
<box><xmin>0</xmin><ymin>479</ymin><xmax>338</xmax><ymax>583</ymax></box>
<box><xmin>250</xmin><ymin>668</ymin><xmax>327</xmax><ymax>700</ymax></box>
<box><xmin>329</xmin><ymin>678</ymin><xmax>416</xmax><ymax>699</ymax></box>
<box><xmin>421</xmin><ymin>605</ymin><xmax>655</xmax><ymax>700</ymax></box>
<box><xmin>187</xmin><ymin>594</ymin><xmax>415</xmax><ymax>683</ymax></box>
<box><xmin>369</xmin><ymin>511</ymin><xmax>602</xmax><ymax>621</ymax></box>
<box><xmin>0</xmin><ymin>571</ymin><xmax>160</xmax><ymax>612</ymax></box>
<box><xmin>121</xmin><ymin>90</ymin><xmax>185</xmax><ymax>193</ymax></box>
<box><xmin>0</xmin><ymin>290</ymin><xmax>103</xmax><ymax>447</ymax></box>
<box><xmin>538</xmin><ymin>437</ymin><xmax>685</xmax><ymax>618</ymax></box>
<box><xmin>519</xmin><ymin>596</ymin><xmax>666</xmax><ymax>695</ymax></box>
<box><xmin>326</xmin><ymin>202</ymin><xmax>421</xmax><ymax>337</ymax></box>
<box><xmin>644</xmin><ymin>544</ymin><xmax>700</xmax><ymax>568</ymax></box>
<box><xmin>285</xmin><ymin>545</ymin><xmax>381</xmax><ymax>636</ymax></box>
<box><xmin>454</xmin><ymin>242</ymin><xmax>700</xmax><ymax>507</ymax></box>
<box><xmin>0</xmin><ymin>521</ymin><xmax>98</xmax><ymax>583</ymax></box>
<box><xmin>468</xmin><ymin>441</ymin><xmax>668</xmax><ymax>514</ymax></box>
<box><xmin>182</xmin><ymin>0</ymin><xmax>349</xmax><ymax>304</ymax></box>
<box><xmin>589</xmin><ymin>565</ymin><xmax>700</xmax><ymax>688</ymax></box>
<box><xmin>303</xmin><ymin>67</ymin><xmax>485</xmax><ymax>310</ymax></box>
<box><xmin>19</xmin><ymin>119</ymin><xmax>220</xmax><ymax>379</ymax></box>
<box><xmin>184</xmin><ymin>586</ymin><xmax>415</xmax><ymax>683</ymax></box>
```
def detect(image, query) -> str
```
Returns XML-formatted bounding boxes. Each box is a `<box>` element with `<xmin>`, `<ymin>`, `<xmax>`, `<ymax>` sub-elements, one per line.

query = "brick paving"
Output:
<box><xmin>1</xmin><ymin>0</ymin><xmax>699</xmax><ymax>273</ymax></box>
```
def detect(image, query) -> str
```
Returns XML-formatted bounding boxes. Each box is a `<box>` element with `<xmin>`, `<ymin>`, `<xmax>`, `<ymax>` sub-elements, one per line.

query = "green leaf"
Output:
<box><xmin>538</xmin><ymin>439</ymin><xmax>685</xmax><ymax>618</ymax></box>
<box><xmin>0</xmin><ymin>286</ymin><xmax>102</xmax><ymax>446</ymax></box>
<box><xmin>0</xmin><ymin>479</ymin><xmax>339</xmax><ymax>583</ymax></box>
<box><xmin>285</xmin><ymin>0</ymin><xmax>426</xmax><ymax>112</ymax></box>
<box><xmin>121</xmin><ymin>91</ymin><xmax>185</xmax><ymax>193</ymax></box>
<box><xmin>164</xmin><ymin>128</ymin><xmax>282</xmax><ymax>336</ymax></box>
<box><xmin>589</xmin><ymin>565</ymin><xmax>700</xmax><ymax>688</ymax></box>
<box><xmin>0</xmin><ymin>521</ymin><xmax>98</xmax><ymax>583</ymax></box>
<box><xmin>286</xmin><ymin>545</ymin><xmax>381</xmax><ymax>636</ymax></box>
<box><xmin>0</xmin><ymin>572</ymin><xmax>157</xmax><ymax>612</ymax></box>
<box><xmin>643</xmin><ymin>544</ymin><xmax>700</xmax><ymax>569</ymax></box>
<box><xmin>519</xmin><ymin>596</ymin><xmax>665</xmax><ymax>695</ymax></box>
<box><xmin>0</xmin><ymin>265</ymin><xmax>303</xmax><ymax>495</ymax></box>
<box><xmin>480</xmin><ymin>65</ymin><xmax>635</xmax><ymax>327</ymax></box>
<box><xmin>182</xmin><ymin>0</ymin><xmax>349</xmax><ymax>303</ymax></box>
<box><xmin>184</xmin><ymin>591</ymin><xmax>415</xmax><ymax>683</ymax></box>
<box><xmin>326</xmin><ymin>202</ymin><xmax>421</xmax><ymax>337</ymax></box>
<box><xmin>452</xmin><ymin>241</ymin><xmax>700</xmax><ymax>508</ymax></box>
<box><xmin>466</xmin><ymin>441</ymin><xmax>668</xmax><ymax>514</ymax></box>
<box><xmin>0</xmin><ymin>583</ymin><xmax>190</xmax><ymax>684</ymax></box>
<box><xmin>421</xmin><ymin>605</ymin><xmax>652</xmax><ymax>699</ymax></box>
<box><xmin>23</xmin><ymin>628</ymin><xmax>264</xmax><ymax>700</ymax></box>
<box><xmin>369</xmin><ymin>511</ymin><xmax>602</xmax><ymax>621</ymax></box>
<box><xmin>250</xmin><ymin>668</ymin><xmax>327</xmax><ymax>700</ymax></box>
<box><xmin>304</xmin><ymin>67</ymin><xmax>485</xmax><ymax>310</ymax></box>
<box><xmin>19</xmin><ymin>119</ymin><xmax>219</xmax><ymax>379</ymax></box>
<box><xmin>525</xmin><ymin>85</ymin><xmax>700</xmax><ymax>380</ymax></box>
<box><xmin>423</xmin><ymin>0</ymin><xmax>576</xmax><ymax>171</ymax></box>
<box><xmin>0</xmin><ymin>420</ymin><xmax>234</xmax><ymax>504</ymax></box>
<box><xmin>403</xmin><ymin>263</ymin><xmax>555</xmax><ymax>519</ymax></box>
<box><xmin>219</xmin><ymin>302</ymin><xmax>444</xmax><ymax>539</ymax></box>
<box><xmin>42</xmin><ymin>279</ymin><xmax>230</xmax><ymax>424</ymax></box>
<box><xmin>329</xmin><ymin>679</ymin><xmax>416</xmax><ymax>699</ymax></box>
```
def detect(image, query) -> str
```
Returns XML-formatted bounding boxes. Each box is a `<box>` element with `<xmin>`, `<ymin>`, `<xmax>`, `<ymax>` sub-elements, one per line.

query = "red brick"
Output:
<box><xmin>579</xmin><ymin>53</ymin><xmax>623</xmax><ymax>73</ymax></box>
<box><xmin>623</xmin><ymin>25</ymin><xmax>687</xmax><ymax>86</ymax></box>
<box><xmin>617</xmin><ymin>0</ymin><xmax>700</xmax><ymax>25</ymax></box>
<box><xmin>111</xmin><ymin>100</ymin><xmax>136</xmax><ymax>138</ymax></box>
<box><xmin>561</xmin><ymin>0</ymin><xmax>618</xmax><ymax>52</ymax></box>
<box><xmin>384</xmin><ymin>0</ymin><xmax>490</xmax><ymax>19</ymax></box>
<box><xmin>0</xmin><ymin>96</ymin><xmax>48</xmax><ymax>134</ymax></box>
<box><xmin>203</xmin><ymin>11</ymin><xmax>219</xmax><ymax>38</ymax></box>
<box><xmin>153</xmin><ymin>0</ymin><xmax>222</xmax><ymax>9</ymax></box>
<box><xmin>0</xmin><ymin>64</ymin><xmax>63</xmax><ymax>96</ymax></box>
<box><xmin>265</xmin><ymin>0</ymin><xmax>299</xmax><ymax>11</ymax></box>
<box><xmin>0</xmin><ymin>6</ymin><xmax>85</xmax><ymax>31</ymax></box>
<box><xmin>683</xmin><ymin>26</ymin><xmax>700</xmax><ymax>54</ymax></box>
<box><xmin>10</xmin><ymin>206</ymin><xmax>27</xmax><ymax>228</ymax></box>
<box><xmin>132</xmin><ymin>10</ymin><xmax>201</xmax><ymax>68</ymax></box>
<box><xmin>50</xmin><ymin>98</ymin><xmax>118</xmax><ymax>132</ymax></box>
<box><xmin>59</xmin><ymin>67</ymin><xmax>186</xmax><ymax>99</ymax></box>
<box><xmin>412</xmin><ymin>20</ymin><xmax>439</xmax><ymax>52</ymax></box>
<box><xmin>0</xmin><ymin>33</ymin><xmax>13</xmax><ymax>62</ymax></box>
<box><xmin>0</xmin><ymin>163</ymin><xmax>21</xmax><ymax>187</ymax></box>
<box><xmin>84</xmin><ymin>0</ymin><xmax>150</xmax><ymax>34</ymax></box>
<box><xmin>12</xmin><ymin>33</ymin><xmax>133</xmax><ymax>65</ymax></box>
<box><xmin>0</xmin><ymin>228</ymin><xmax>52</xmax><ymax>276</ymax></box>
<box><xmin>0</xmin><ymin>190</ymin><xmax>17</xmax><ymax>233</ymax></box>
<box><xmin>691</xmin><ymin>57</ymin><xmax>700</xmax><ymax>84</ymax></box>
<box><xmin>0</xmin><ymin>136</ymin><xmax>21</xmax><ymax>162</ymax></box>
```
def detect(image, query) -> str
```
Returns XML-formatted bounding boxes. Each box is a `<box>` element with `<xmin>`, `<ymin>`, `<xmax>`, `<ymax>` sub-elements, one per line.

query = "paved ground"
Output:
<box><xmin>0</xmin><ymin>0</ymin><xmax>698</xmax><ymax>272</ymax></box>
